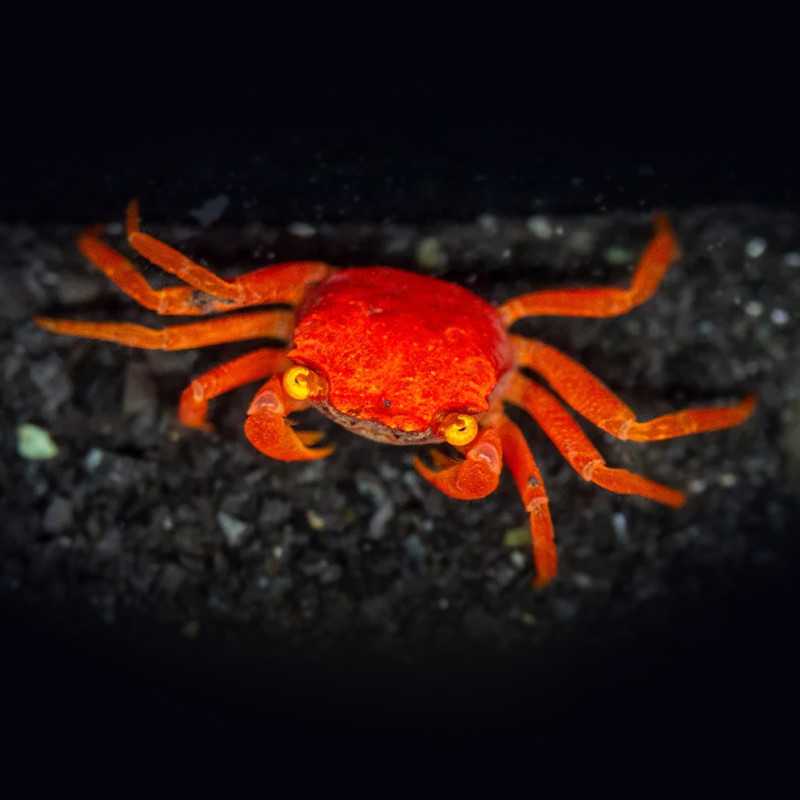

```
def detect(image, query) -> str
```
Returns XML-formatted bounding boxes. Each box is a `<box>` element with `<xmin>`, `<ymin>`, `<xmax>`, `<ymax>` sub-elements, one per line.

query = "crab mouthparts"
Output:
<box><xmin>315</xmin><ymin>400</ymin><xmax>440</xmax><ymax>445</ymax></box>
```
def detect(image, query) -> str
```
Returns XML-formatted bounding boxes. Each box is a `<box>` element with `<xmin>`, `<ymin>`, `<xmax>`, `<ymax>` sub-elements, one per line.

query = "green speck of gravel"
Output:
<box><xmin>17</xmin><ymin>423</ymin><xmax>59</xmax><ymax>460</ymax></box>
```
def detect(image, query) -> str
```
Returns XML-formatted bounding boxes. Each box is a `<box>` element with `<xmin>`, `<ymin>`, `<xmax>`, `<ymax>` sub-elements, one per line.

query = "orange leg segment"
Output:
<box><xmin>512</xmin><ymin>337</ymin><xmax>756</xmax><ymax>441</ymax></box>
<box><xmin>43</xmin><ymin>202</ymin><xmax>334</xmax><ymax>320</ymax></box>
<box><xmin>414</xmin><ymin>421</ymin><xmax>557</xmax><ymax>587</ymax></box>
<box><xmin>498</xmin><ymin>213</ymin><xmax>677</xmax><ymax>325</ymax></box>
<box><xmin>178</xmin><ymin>348</ymin><xmax>291</xmax><ymax>430</ymax></box>
<box><xmin>35</xmin><ymin>310</ymin><xmax>294</xmax><ymax>350</ymax></box>
<box><xmin>495</xmin><ymin>417</ymin><xmax>557</xmax><ymax>588</ymax></box>
<box><xmin>244</xmin><ymin>374</ymin><xmax>334</xmax><ymax>461</ymax></box>
<box><xmin>506</xmin><ymin>372</ymin><xmax>686</xmax><ymax>507</ymax></box>
<box><xmin>125</xmin><ymin>201</ymin><xmax>333</xmax><ymax>306</ymax></box>
<box><xmin>76</xmin><ymin>224</ymin><xmax>237</xmax><ymax>316</ymax></box>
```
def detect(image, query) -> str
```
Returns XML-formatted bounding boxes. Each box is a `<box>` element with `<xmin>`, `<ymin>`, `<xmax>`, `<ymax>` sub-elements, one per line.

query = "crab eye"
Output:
<box><xmin>283</xmin><ymin>365</ymin><xmax>325</xmax><ymax>400</ymax></box>
<box><xmin>442</xmin><ymin>413</ymin><xmax>478</xmax><ymax>446</ymax></box>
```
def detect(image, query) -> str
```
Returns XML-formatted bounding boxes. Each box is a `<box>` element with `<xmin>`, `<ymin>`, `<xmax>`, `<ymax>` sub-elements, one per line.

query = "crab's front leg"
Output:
<box><xmin>245</xmin><ymin>368</ymin><xmax>333</xmax><ymax>461</ymax></box>
<box><xmin>414</xmin><ymin>417</ymin><xmax>557</xmax><ymax>586</ymax></box>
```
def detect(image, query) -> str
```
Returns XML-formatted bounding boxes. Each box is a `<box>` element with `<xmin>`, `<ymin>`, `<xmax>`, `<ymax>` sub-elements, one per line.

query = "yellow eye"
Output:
<box><xmin>283</xmin><ymin>365</ymin><xmax>314</xmax><ymax>400</ymax></box>
<box><xmin>443</xmin><ymin>414</ymin><xmax>478</xmax><ymax>446</ymax></box>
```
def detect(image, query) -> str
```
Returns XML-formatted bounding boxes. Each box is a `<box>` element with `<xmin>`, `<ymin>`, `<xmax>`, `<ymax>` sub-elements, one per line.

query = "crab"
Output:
<box><xmin>35</xmin><ymin>203</ymin><xmax>755</xmax><ymax>586</ymax></box>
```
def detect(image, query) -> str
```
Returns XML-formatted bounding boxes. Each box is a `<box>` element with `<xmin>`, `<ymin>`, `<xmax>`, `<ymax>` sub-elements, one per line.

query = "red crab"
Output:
<box><xmin>36</xmin><ymin>203</ymin><xmax>755</xmax><ymax>586</ymax></box>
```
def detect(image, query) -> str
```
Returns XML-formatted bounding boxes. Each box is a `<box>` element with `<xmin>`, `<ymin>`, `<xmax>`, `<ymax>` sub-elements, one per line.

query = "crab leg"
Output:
<box><xmin>512</xmin><ymin>337</ymin><xmax>756</xmax><ymax>441</ymax></box>
<box><xmin>494</xmin><ymin>417</ymin><xmax>557</xmax><ymax>587</ymax></box>
<box><xmin>506</xmin><ymin>372</ymin><xmax>686</xmax><ymax>508</ymax></box>
<box><xmin>244</xmin><ymin>374</ymin><xmax>334</xmax><ymax>461</ymax></box>
<box><xmin>35</xmin><ymin>309</ymin><xmax>294</xmax><ymax>350</ymax></box>
<box><xmin>498</xmin><ymin>213</ymin><xmax>676</xmax><ymax>325</ymax></box>
<box><xmin>414</xmin><ymin>421</ymin><xmax>556</xmax><ymax>586</ymax></box>
<box><xmin>76</xmin><ymin>225</ymin><xmax>235</xmax><ymax>315</ymax></box>
<box><xmin>178</xmin><ymin>348</ymin><xmax>291</xmax><ymax>430</ymax></box>
<box><xmin>125</xmin><ymin>201</ymin><xmax>332</xmax><ymax>306</ymax></box>
<box><xmin>65</xmin><ymin>204</ymin><xmax>332</xmax><ymax>316</ymax></box>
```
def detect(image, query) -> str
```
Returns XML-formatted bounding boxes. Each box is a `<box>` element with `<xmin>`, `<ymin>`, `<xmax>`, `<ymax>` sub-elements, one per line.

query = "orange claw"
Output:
<box><xmin>413</xmin><ymin>429</ymin><xmax>503</xmax><ymax>501</ymax></box>
<box><xmin>244</xmin><ymin>375</ymin><xmax>333</xmax><ymax>461</ymax></box>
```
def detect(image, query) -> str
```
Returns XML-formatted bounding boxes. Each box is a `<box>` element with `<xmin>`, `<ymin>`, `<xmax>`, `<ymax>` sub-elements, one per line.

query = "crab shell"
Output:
<box><xmin>287</xmin><ymin>267</ymin><xmax>513</xmax><ymax>444</ymax></box>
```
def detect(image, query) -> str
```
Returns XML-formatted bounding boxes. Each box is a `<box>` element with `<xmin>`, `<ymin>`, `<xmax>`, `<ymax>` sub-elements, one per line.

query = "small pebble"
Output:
<box><xmin>181</xmin><ymin>620</ymin><xmax>201</xmax><ymax>639</ymax></box>
<box><xmin>416</xmin><ymin>236</ymin><xmax>448</xmax><ymax>270</ymax></box>
<box><xmin>771</xmin><ymin>308</ymin><xmax>789</xmax><ymax>325</ymax></box>
<box><xmin>404</xmin><ymin>534</ymin><xmax>426</xmax><ymax>563</ymax></box>
<box><xmin>17</xmin><ymin>423</ymin><xmax>59</xmax><ymax>460</ymax></box>
<box><xmin>526</xmin><ymin>215</ymin><xmax>553</xmax><ymax>239</ymax></box>
<box><xmin>573</xmin><ymin>572</ymin><xmax>593</xmax><ymax>589</ymax></box>
<box><xmin>784</xmin><ymin>252</ymin><xmax>800</xmax><ymax>268</ymax></box>
<box><xmin>288</xmin><ymin>222</ymin><xmax>316</xmax><ymax>238</ymax></box>
<box><xmin>603</xmin><ymin>245</ymin><xmax>634</xmax><ymax>265</ymax></box>
<box><xmin>718</xmin><ymin>473</ymin><xmax>738</xmax><ymax>488</ymax></box>
<box><xmin>745</xmin><ymin>237</ymin><xmax>767</xmax><ymax>258</ymax></box>
<box><xmin>477</xmin><ymin>214</ymin><xmax>499</xmax><ymax>235</ymax></box>
<box><xmin>217</xmin><ymin>511</ymin><xmax>248</xmax><ymax>546</ymax></box>
<box><xmin>744</xmin><ymin>300</ymin><xmax>764</xmax><ymax>317</ymax></box>
<box><xmin>503</xmin><ymin>526</ymin><xmax>530</xmax><ymax>548</ymax></box>
<box><xmin>611</xmin><ymin>512</ymin><xmax>629</xmax><ymax>544</ymax></box>
<box><xmin>306</xmin><ymin>509</ymin><xmax>326</xmax><ymax>531</ymax></box>
<box><xmin>43</xmin><ymin>496</ymin><xmax>74</xmax><ymax>534</ymax></box>
<box><xmin>189</xmin><ymin>194</ymin><xmax>229</xmax><ymax>226</ymax></box>
<box><xmin>84</xmin><ymin>448</ymin><xmax>104</xmax><ymax>471</ymax></box>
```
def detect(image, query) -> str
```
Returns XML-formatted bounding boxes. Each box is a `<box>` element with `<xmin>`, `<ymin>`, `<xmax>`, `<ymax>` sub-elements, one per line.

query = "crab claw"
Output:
<box><xmin>244</xmin><ymin>375</ymin><xmax>334</xmax><ymax>461</ymax></box>
<box><xmin>413</xmin><ymin>430</ymin><xmax>502</xmax><ymax>500</ymax></box>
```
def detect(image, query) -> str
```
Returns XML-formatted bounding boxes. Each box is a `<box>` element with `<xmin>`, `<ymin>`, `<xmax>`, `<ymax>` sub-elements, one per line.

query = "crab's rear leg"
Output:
<box><xmin>506</xmin><ymin>372</ymin><xmax>686</xmax><ymax>507</ymax></box>
<box><xmin>414</xmin><ymin>421</ymin><xmax>557</xmax><ymax>586</ymax></box>
<box><xmin>498</xmin><ymin>213</ymin><xmax>676</xmax><ymax>325</ymax></box>
<box><xmin>124</xmin><ymin>201</ymin><xmax>332</xmax><ymax>306</ymax></box>
<box><xmin>35</xmin><ymin>309</ymin><xmax>294</xmax><ymax>350</ymax></box>
<box><xmin>513</xmin><ymin>337</ymin><xmax>756</xmax><ymax>441</ymax></box>
<box><xmin>64</xmin><ymin>203</ymin><xmax>332</xmax><ymax>317</ymax></box>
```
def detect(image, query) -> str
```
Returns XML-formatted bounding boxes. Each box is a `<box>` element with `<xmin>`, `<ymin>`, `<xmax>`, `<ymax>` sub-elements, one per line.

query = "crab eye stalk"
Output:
<box><xmin>442</xmin><ymin>413</ymin><xmax>479</xmax><ymax>446</ymax></box>
<box><xmin>283</xmin><ymin>365</ymin><xmax>326</xmax><ymax>401</ymax></box>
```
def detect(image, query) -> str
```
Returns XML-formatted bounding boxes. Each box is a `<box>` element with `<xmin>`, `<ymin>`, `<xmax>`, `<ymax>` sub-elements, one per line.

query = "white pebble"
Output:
<box><xmin>611</xmin><ymin>512</ymin><xmax>628</xmax><ymax>543</ymax></box>
<box><xmin>510</xmin><ymin>551</ymin><xmax>526</xmax><ymax>569</ymax></box>
<box><xmin>744</xmin><ymin>300</ymin><xmax>764</xmax><ymax>318</ymax></box>
<box><xmin>84</xmin><ymin>447</ymin><xmax>104</xmax><ymax>470</ymax></box>
<box><xmin>526</xmin><ymin>215</ymin><xmax>553</xmax><ymax>240</ymax></box>
<box><xmin>217</xmin><ymin>511</ymin><xmax>248</xmax><ymax>547</ymax></box>
<box><xmin>477</xmin><ymin>214</ymin><xmax>499</xmax><ymax>235</ymax></box>
<box><xmin>745</xmin><ymin>237</ymin><xmax>767</xmax><ymax>258</ymax></box>
<box><xmin>784</xmin><ymin>252</ymin><xmax>800</xmax><ymax>268</ymax></box>
<box><xmin>771</xmin><ymin>308</ymin><xmax>790</xmax><ymax>325</ymax></box>
<box><xmin>718</xmin><ymin>473</ymin><xmax>738</xmax><ymax>488</ymax></box>
<box><xmin>288</xmin><ymin>222</ymin><xmax>316</xmax><ymax>238</ymax></box>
